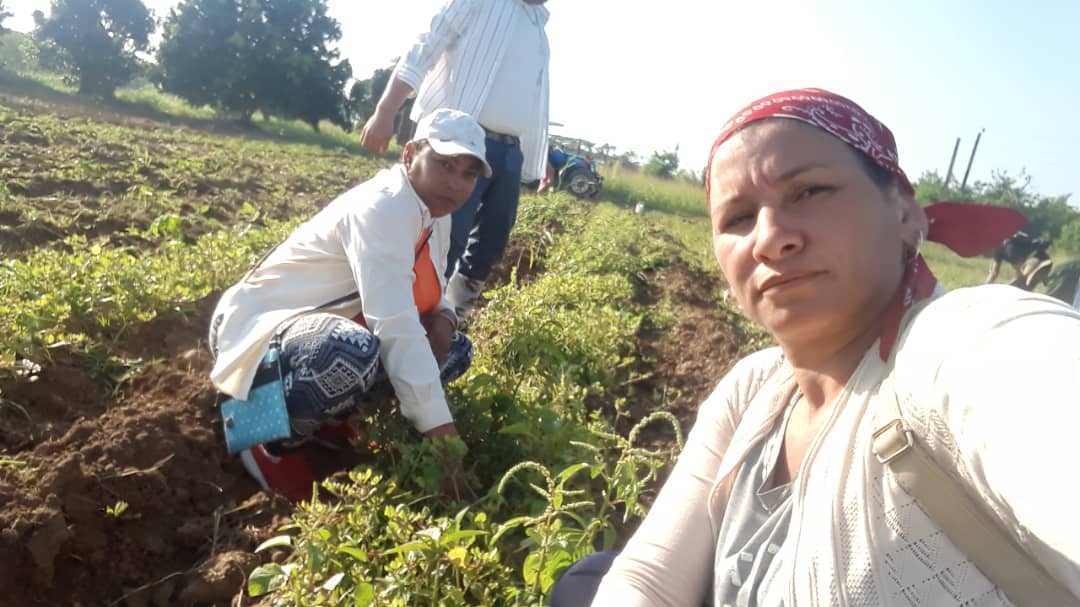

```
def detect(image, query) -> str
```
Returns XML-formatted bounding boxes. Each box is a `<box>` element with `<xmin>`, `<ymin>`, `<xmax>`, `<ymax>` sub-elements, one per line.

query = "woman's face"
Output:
<box><xmin>708</xmin><ymin>119</ymin><xmax>926</xmax><ymax>348</ymax></box>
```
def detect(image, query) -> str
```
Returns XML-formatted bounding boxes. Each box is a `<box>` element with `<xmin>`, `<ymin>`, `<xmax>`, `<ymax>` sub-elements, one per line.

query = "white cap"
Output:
<box><xmin>411</xmin><ymin>108</ymin><xmax>493</xmax><ymax>178</ymax></box>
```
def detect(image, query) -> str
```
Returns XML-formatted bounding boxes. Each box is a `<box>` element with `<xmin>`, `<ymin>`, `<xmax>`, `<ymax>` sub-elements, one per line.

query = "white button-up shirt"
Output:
<box><xmin>393</xmin><ymin>0</ymin><xmax>550</xmax><ymax>182</ymax></box>
<box><xmin>209</xmin><ymin>166</ymin><xmax>456</xmax><ymax>432</ymax></box>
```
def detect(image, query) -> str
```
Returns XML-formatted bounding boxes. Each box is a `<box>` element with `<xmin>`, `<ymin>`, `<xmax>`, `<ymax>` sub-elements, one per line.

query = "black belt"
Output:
<box><xmin>482</xmin><ymin>127</ymin><xmax>520</xmax><ymax>145</ymax></box>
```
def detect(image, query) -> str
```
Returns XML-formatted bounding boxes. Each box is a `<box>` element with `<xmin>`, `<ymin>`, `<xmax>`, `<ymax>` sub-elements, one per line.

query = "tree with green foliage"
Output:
<box><xmin>158</xmin><ymin>0</ymin><xmax>352</xmax><ymax>129</ymax></box>
<box><xmin>157</xmin><ymin>0</ymin><xmax>256</xmax><ymax>119</ymax></box>
<box><xmin>254</xmin><ymin>0</ymin><xmax>352</xmax><ymax>130</ymax></box>
<box><xmin>347</xmin><ymin>62</ymin><xmax>415</xmax><ymax>139</ymax></box>
<box><xmin>0</xmin><ymin>30</ymin><xmax>40</xmax><ymax>71</ymax></box>
<box><xmin>1057</xmin><ymin>219</ymin><xmax>1080</xmax><ymax>254</ymax></box>
<box><xmin>347</xmin><ymin>65</ymin><xmax>393</xmax><ymax>127</ymax></box>
<box><xmin>643</xmin><ymin>147</ymin><xmax>680</xmax><ymax>179</ymax></box>
<box><xmin>33</xmin><ymin>0</ymin><xmax>153</xmax><ymax>98</ymax></box>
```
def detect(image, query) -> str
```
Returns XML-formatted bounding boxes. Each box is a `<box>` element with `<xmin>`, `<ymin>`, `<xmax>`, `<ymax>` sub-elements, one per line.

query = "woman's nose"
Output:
<box><xmin>751</xmin><ymin>206</ymin><xmax>804</xmax><ymax>262</ymax></box>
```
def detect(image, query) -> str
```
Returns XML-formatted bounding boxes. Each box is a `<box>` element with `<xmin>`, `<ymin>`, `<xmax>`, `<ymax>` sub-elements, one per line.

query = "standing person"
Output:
<box><xmin>210</xmin><ymin>109</ymin><xmax>489</xmax><ymax>503</ymax></box>
<box><xmin>550</xmin><ymin>89</ymin><xmax>1080</xmax><ymax>606</ymax></box>
<box><xmin>360</xmin><ymin>0</ymin><xmax>554</xmax><ymax>320</ymax></box>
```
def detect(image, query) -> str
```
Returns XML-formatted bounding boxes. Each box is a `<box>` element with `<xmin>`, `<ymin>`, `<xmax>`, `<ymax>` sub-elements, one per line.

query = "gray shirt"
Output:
<box><xmin>713</xmin><ymin>398</ymin><xmax>796</xmax><ymax>607</ymax></box>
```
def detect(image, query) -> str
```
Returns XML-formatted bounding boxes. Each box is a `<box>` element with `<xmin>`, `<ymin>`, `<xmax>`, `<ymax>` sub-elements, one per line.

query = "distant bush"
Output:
<box><xmin>0</xmin><ymin>31</ymin><xmax>39</xmax><ymax>72</ymax></box>
<box><xmin>642</xmin><ymin>148</ymin><xmax>679</xmax><ymax>180</ymax></box>
<box><xmin>1057</xmin><ymin>219</ymin><xmax>1080</xmax><ymax>254</ymax></box>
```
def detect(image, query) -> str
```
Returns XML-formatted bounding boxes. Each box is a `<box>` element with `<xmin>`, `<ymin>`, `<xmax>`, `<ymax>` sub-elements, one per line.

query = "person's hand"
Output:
<box><xmin>439</xmin><ymin>455</ymin><xmax>475</xmax><ymax>501</ymax></box>
<box><xmin>422</xmin><ymin>425</ymin><xmax>476</xmax><ymax>500</ymax></box>
<box><xmin>537</xmin><ymin>162</ymin><xmax>555</xmax><ymax>194</ymax></box>
<box><xmin>359</xmin><ymin>107</ymin><xmax>395</xmax><ymax>155</ymax></box>
<box><xmin>422</xmin><ymin>312</ymin><xmax>454</xmax><ymax>361</ymax></box>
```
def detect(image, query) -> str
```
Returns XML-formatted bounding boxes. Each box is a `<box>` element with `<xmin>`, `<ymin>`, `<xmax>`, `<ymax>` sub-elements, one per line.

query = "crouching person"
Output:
<box><xmin>208</xmin><ymin>108</ymin><xmax>490</xmax><ymax>502</ymax></box>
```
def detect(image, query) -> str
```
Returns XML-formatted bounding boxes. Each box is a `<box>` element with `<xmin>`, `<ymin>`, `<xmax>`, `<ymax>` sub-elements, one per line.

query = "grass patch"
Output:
<box><xmin>922</xmin><ymin>242</ymin><xmax>991</xmax><ymax>289</ymax></box>
<box><xmin>114</xmin><ymin>84</ymin><xmax>217</xmax><ymax>120</ymax></box>
<box><xmin>599</xmin><ymin>164</ymin><xmax>706</xmax><ymax>218</ymax></box>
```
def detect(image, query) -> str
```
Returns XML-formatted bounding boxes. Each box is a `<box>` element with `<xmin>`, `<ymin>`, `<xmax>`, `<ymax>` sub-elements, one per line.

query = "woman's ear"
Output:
<box><xmin>896</xmin><ymin>191</ymin><xmax>929</xmax><ymax>248</ymax></box>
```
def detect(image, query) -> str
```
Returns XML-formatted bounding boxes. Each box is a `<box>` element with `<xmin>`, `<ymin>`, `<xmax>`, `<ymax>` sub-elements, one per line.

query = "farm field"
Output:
<box><xmin>0</xmin><ymin>85</ymin><xmax>778</xmax><ymax>606</ymax></box>
<box><xmin>0</xmin><ymin>71</ymin><xmax>999</xmax><ymax>605</ymax></box>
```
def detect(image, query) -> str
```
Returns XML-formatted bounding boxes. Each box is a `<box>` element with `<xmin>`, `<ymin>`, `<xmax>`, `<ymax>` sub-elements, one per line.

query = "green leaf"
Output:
<box><xmin>380</xmin><ymin>542</ymin><xmax>427</xmax><ymax>556</ymax></box>
<box><xmin>337</xmin><ymin>545</ymin><xmax>368</xmax><ymax>562</ymax></box>
<box><xmin>556</xmin><ymin>462</ymin><xmax>591</xmax><ymax>482</ymax></box>
<box><xmin>247</xmin><ymin>563</ymin><xmax>285</xmax><ymax>597</ymax></box>
<box><xmin>540</xmin><ymin>549</ymin><xmax>574</xmax><ymax>593</ymax></box>
<box><xmin>602</xmin><ymin>526</ymin><xmax>617</xmax><ymax>551</ymax></box>
<box><xmin>438</xmin><ymin>529</ymin><xmax>487</xmax><ymax>546</ymax></box>
<box><xmin>354</xmin><ymin>582</ymin><xmax>375</xmax><ymax>607</ymax></box>
<box><xmin>497</xmin><ymin>422</ymin><xmax>532</xmax><ymax>435</ymax></box>
<box><xmin>522</xmin><ymin>552</ymin><xmax>540</xmax><ymax>586</ymax></box>
<box><xmin>492</xmin><ymin>516</ymin><xmax>534</xmax><ymax>543</ymax></box>
<box><xmin>307</xmin><ymin>544</ymin><xmax>325</xmax><ymax>572</ymax></box>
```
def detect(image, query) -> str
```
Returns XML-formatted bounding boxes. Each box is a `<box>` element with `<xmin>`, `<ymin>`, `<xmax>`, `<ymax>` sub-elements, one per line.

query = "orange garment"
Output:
<box><xmin>354</xmin><ymin>227</ymin><xmax>440</xmax><ymax>328</ymax></box>
<box><xmin>411</xmin><ymin>227</ymin><xmax>441</xmax><ymax>317</ymax></box>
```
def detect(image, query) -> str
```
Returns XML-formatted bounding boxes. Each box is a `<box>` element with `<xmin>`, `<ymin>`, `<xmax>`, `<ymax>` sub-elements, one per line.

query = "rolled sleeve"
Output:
<box><xmin>339</xmin><ymin>191</ymin><xmax>453</xmax><ymax>433</ymax></box>
<box><xmin>393</xmin><ymin>0</ymin><xmax>475</xmax><ymax>92</ymax></box>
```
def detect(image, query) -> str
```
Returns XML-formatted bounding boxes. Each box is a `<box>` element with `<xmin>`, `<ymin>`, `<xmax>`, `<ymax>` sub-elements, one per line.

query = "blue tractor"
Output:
<box><xmin>549</xmin><ymin>146</ymin><xmax>603</xmax><ymax>199</ymax></box>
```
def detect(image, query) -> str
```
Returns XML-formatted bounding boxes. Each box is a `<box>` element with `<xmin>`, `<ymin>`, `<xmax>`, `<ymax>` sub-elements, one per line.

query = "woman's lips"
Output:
<box><xmin>759</xmin><ymin>270</ymin><xmax>825</xmax><ymax>293</ymax></box>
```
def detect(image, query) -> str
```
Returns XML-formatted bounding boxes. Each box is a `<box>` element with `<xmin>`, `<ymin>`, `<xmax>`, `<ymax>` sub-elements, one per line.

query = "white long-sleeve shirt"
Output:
<box><xmin>594</xmin><ymin>285</ymin><xmax>1080</xmax><ymax>606</ymax></box>
<box><xmin>393</xmin><ymin>0</ymin><xmax>550</xmax><ymax>182</ymax></box>
<box><xmin>209</xmin><ymin>166</ymin><xmax>457</xmax><ymax>432</ymax></box>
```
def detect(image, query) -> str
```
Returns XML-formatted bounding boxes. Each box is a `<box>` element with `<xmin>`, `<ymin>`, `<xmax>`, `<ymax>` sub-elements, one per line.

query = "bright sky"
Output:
<box><xmin>9</xmin><ymin>0</ymin><xmax>1080</xmax><ymax>200</ymax></box>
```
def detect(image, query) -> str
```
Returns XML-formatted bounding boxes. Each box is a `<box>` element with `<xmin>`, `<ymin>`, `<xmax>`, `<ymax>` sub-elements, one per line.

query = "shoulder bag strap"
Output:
<box><xmin>871</xmin><ymin>373</ymin><xmax>1076</xmax><ymax>606</ymax></box>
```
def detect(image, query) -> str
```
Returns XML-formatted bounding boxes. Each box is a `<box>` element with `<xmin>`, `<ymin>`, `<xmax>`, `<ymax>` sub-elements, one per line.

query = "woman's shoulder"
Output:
<box><xmin>700</xmin><ymin>346</ymin><xmax>786</xmax><ymax>417</ymax></box>
<box><xmin>895</xmin><ymin>283</ymin><xmax>1079</xmax><ymax>426</ymax></box>
<box><xmin>905</xmin><ymin>283</ymin><xmax>1073</xmax><ymax>344</ymax></box>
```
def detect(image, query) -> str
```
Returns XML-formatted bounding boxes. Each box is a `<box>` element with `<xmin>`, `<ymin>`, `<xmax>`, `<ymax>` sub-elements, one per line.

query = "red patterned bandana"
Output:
<box><xmin>705</xmin><ymin>88</ymin><xmax>1025</xmax><ymax>359</ymax></box>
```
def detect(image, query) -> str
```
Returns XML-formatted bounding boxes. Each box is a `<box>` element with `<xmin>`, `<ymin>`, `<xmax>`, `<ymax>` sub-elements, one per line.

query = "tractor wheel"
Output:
<box><xmin>564</xmin><ymin>170</ymin><xmax>595</xmax><ymax>199</ymax></box>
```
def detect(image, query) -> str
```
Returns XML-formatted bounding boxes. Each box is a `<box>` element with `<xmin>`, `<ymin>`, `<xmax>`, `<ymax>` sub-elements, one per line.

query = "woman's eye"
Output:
<box><xmin>795</xmin><ymin>185</ymin><xmax>832</xmax><ymax>200</ymax></box>
<box><xmin>723</xmin><ymin>212</ymin><xmax>754</xmax><ymax>231</ymax></box>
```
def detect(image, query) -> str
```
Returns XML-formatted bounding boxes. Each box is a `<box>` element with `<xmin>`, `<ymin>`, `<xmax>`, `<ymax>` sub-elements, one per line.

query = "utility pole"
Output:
<box><xmin>960</xmin><ymin>128</ymin><xmax>985</xmax><ymax>190</ymax></box>
<box><xmin>943</xmin><ymin>137</ymin><xmax>961</xmax><ymax>189</ymax></box>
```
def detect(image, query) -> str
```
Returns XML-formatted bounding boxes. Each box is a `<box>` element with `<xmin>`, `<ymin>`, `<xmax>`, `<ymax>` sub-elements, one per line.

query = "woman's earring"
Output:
<box><xmin>905</xmin><ymin>230</ymin><xmax>925</xmax><ymax>264</ymax></box>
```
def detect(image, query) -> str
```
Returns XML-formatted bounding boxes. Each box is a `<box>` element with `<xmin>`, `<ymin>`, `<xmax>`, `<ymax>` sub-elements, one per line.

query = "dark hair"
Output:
<box><xmin>855</xmin><ymin>151</ymin><xmax>896</xmax><ymax>192</ymax></box>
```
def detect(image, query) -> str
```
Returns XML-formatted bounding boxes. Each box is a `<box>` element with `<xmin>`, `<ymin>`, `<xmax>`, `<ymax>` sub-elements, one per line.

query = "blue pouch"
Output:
<box><xmin>220</xmin><ymin>348</ymin><xmax>292</xmax><ymax>455</ymax></box>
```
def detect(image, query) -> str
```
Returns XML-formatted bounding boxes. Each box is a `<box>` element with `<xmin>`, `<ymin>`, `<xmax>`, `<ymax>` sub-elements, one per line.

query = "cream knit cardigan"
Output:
<box><xmin>593</xmin><ymin>285</ymin><xmax>1080</xmax><ymax>606</ymax></box>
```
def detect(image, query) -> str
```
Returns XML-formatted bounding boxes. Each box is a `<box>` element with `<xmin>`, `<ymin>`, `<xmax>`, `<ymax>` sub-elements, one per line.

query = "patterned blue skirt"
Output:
<box><xmin>274</xmin><ymin>313</ymin><xmax>472</xmax><ymax>442</ymax></box>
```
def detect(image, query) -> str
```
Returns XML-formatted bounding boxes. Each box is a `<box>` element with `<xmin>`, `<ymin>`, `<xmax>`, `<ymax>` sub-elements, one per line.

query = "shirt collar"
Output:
<box><xmin>394</xmin><ymin>164</ymin><xmax>433</xmax><ymax>223</ymax></box>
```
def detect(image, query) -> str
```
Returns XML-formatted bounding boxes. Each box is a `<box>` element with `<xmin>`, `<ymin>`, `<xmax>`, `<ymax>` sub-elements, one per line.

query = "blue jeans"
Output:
<box><xmin>446</xmin><ymin>136</ymin><xmax>524</xmax><ymax>281</ymax></box>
